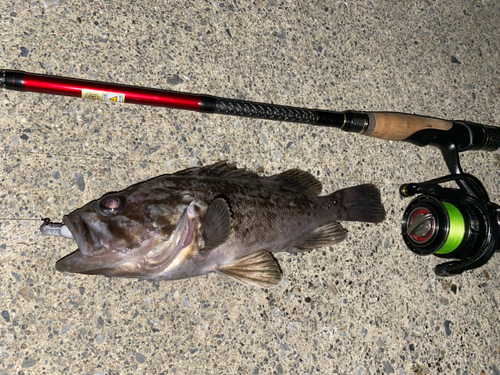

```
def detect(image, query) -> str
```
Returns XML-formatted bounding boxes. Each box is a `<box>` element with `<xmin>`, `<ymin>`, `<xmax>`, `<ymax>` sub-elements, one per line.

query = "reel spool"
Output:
<box><xmin>400</xmin><ymin>174</ymin><xmax>500</xmax><ymax>276</ymax></box>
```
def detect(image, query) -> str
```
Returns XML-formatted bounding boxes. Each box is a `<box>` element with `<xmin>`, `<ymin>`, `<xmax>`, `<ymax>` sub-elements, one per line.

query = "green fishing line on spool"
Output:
<box><xmin>435</xmin><ymin>202</ymin><xmax>465</xmax><ymax>254</ymax></box>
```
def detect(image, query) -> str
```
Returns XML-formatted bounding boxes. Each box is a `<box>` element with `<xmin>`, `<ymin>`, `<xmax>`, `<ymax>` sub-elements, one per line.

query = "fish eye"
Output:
<box><xmin>98</xmin><ymin>196</ymin><xmax>126</xmax><ymax>216</ymax></box>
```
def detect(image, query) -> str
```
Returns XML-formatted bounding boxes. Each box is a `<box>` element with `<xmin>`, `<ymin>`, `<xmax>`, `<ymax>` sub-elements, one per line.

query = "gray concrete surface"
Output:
<box><xmin>1</xmin><ymin>0</ymin><xmax>499</xmax><ymax>374</ymax></box>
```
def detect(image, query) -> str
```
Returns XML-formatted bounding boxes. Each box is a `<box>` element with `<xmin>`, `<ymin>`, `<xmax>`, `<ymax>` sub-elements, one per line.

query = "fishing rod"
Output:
<box><xmin>2</xmin><ymin>69</ymin><xmax>500</xmax><ymax>276</ymax></box>
<box><xmin>1</xmin><ymin>70</ymin><xmax>499</xmax><ymax>157</ymax></box>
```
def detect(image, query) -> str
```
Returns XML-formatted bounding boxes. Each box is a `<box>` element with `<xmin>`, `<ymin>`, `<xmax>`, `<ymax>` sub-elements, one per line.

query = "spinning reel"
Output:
<box><xmin>400</xmin><ymin>121</ymin><xmax>500</xmax><ymax>276</ymax></box>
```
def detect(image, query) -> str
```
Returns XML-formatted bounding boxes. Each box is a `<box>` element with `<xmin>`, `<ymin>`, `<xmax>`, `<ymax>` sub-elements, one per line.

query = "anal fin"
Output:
<box><xmin>218</xmin><ymin>250</ymin><xmax>282</xmax><ymax>288</ymax></box>
<box><xmin>296</xmin><ymin>221</ymin><xmax>347</xmax><ymax>251</ymax></box>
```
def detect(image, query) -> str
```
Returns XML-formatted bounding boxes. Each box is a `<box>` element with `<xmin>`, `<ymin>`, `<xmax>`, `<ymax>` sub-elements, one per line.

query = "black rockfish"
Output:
<box><xmin>42</xmin><ymin>161</ymin><xmax>385</xmax><ymax>288</ymax></box>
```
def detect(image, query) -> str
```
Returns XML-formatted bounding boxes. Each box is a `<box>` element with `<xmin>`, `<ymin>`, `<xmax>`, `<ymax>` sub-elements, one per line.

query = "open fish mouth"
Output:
<box><xmin>61</xmin><ymin>214</ymin><xmax>97</xmax><ymax>257</ymax></box>
<box><xmin>40</xmin><ymin>206</ymin><xmax>196</xmax><ymax>277</ymax></box>
<box><xmin>40</xmin><ymin>215</ymin><xmax>97</xmax><ymax>256</ymax></box>
<box><xmin>49</xmin><ymin>217</ymin><xmax>126</xmax><ymax>274</ymax></box>
<box><xmin>40</xmin><ymin>216</ymin><xmax>104</xmax><ymax>273</ymax></box>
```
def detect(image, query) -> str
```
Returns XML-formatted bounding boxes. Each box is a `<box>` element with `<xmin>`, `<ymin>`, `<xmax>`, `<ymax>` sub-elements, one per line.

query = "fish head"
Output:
<box><xmin>56</xmin><ymin>180</ymin><xmax>198</xmax><ymax>279</ymax></box>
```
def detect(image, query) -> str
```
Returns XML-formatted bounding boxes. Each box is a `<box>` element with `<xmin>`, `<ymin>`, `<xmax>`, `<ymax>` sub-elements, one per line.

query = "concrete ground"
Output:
<box><xmin>1</xmin><ymin>0</ymin><xmax>499</xmax><ymax>374</ymax></box>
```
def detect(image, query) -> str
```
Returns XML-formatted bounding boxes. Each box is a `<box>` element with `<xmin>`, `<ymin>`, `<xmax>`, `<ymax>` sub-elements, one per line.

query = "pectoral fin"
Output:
<box><xmin>217</xmin><ymin>250</ymin><xmax>282</xmax><ymax>288</ymax></box>
<box><xmin>201</xmin><ymin>198</ymin><xmax>232</xmax><ymax>251</ymax></box>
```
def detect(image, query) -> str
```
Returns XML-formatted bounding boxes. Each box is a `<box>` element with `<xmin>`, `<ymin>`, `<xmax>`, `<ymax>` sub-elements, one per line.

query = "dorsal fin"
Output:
<box><xmin>174</xmin><ymin>162</ymin><xmax>322</xmax><ymax>195</ymax></box>
<box><xmin>173</xmin><ymin>161</ymin><xmax>260</xmax><ymax>180</ymax></box>
<box><xmin>268</xmin><ymin>169</ymin><xmax>322</xmax><ymax>195</ymax></box>
<box><xmin>217</xmin><ymin>251</ymin><xmax>282</xmax><ymax>288</ymax></box>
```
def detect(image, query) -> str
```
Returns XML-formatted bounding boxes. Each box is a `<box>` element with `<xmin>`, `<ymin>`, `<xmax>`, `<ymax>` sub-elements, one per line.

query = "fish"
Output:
<box><xmin>42</xmin><ymin>161</ymin><xmax>386</xmax><ymax>288</ymax></box>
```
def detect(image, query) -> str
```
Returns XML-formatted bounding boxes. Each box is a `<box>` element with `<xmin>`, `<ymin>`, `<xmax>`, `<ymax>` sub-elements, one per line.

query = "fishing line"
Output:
<box><xmin>436</xmin><ymin>202</ymin><xmax>465</xmax><ymax>255</ymax></box>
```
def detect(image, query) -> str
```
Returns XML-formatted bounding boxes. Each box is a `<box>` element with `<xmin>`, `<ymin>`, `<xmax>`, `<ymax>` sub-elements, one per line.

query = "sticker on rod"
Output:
<box><xmin>82</xmin><ymin>89</ymin><xmax>125</xmax><ymax>103</ymax></box>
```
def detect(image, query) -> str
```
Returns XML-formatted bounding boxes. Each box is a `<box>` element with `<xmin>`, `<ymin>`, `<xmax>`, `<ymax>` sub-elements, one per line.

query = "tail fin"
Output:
<box><xmin>330</xmin><ymin>184</ymin><xmax>386</xmax><ymax>223</ymax></box>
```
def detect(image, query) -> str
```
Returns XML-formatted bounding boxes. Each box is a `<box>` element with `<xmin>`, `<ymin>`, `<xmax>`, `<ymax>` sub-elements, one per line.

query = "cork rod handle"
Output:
<box><xmin>365</xmin><ymin>112</ymin><xmax>453</xmax><ymax>141</ymax></box>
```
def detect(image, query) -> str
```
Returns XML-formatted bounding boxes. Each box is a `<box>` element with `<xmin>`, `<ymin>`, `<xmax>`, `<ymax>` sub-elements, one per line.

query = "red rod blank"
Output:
<box><xmin>21</xmin><ymin>73</ymin><xmax>203</xmax><ymax>111</ymax></box>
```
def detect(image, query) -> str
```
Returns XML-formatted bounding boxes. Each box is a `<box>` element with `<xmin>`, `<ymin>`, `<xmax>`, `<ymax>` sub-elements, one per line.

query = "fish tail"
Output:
<box><xmin>328</xmin><ymin>184</ymin><xmax>386</xmax><ymax>223</ymax></box>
